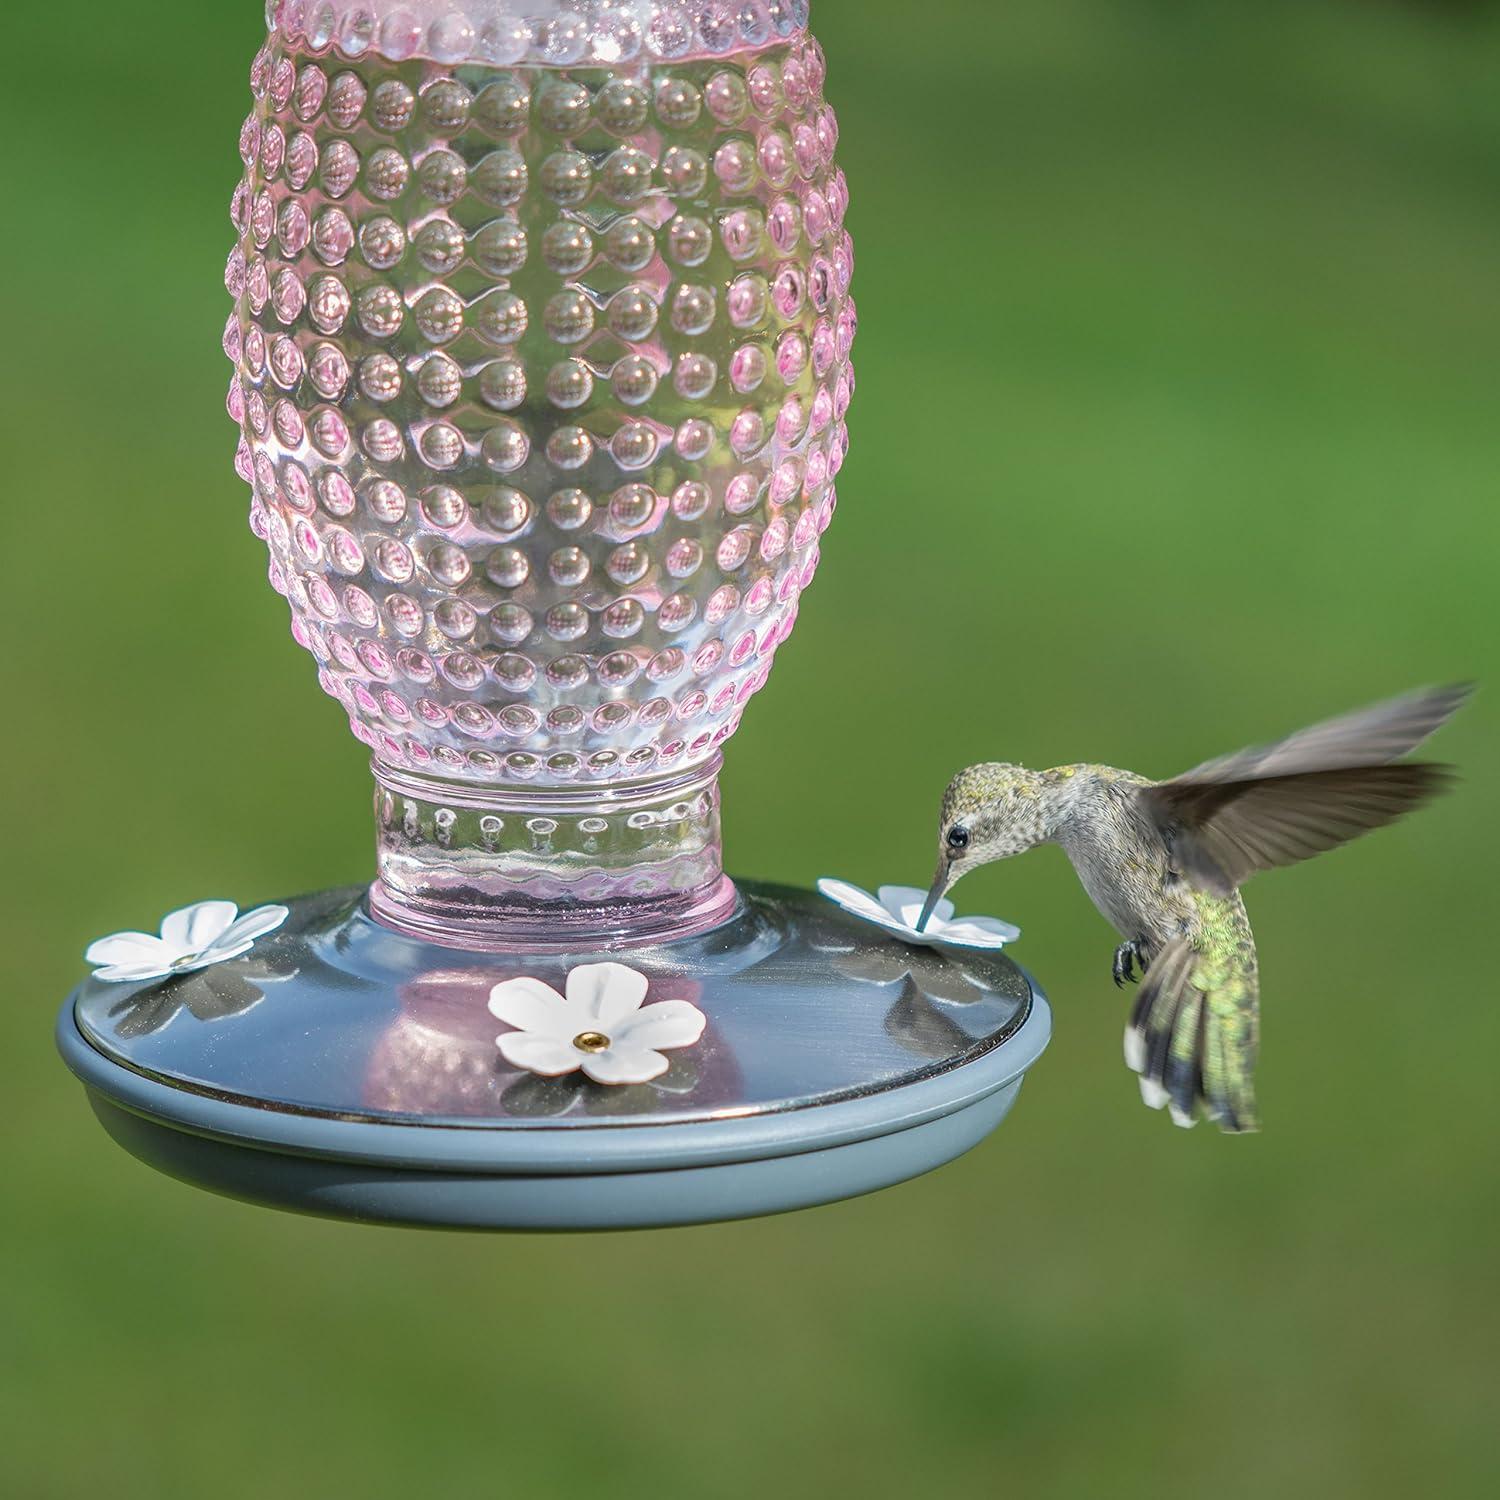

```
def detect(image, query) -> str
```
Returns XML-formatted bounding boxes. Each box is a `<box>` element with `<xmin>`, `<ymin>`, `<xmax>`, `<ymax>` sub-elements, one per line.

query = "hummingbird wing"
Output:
<box><xmin>1139</xmin><ymin>684</ymin><xmax>1468</xmax><ymax>896</ymax></box>
<box><xmin>1167</xmin><ymin>683</ymin><xmax>1470</xmax><ymax>781</ymax></box>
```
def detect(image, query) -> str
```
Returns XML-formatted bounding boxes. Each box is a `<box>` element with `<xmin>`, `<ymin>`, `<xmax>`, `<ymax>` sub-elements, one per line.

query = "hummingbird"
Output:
<box><xmin>916</xmin><ymin>685</ymin><xmax>1470</xmax><ymax>1131</ymax></box>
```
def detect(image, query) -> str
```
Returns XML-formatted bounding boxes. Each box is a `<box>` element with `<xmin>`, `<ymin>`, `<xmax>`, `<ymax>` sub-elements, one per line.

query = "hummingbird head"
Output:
<box><xmin>917</xmin><ymin>762</ymin><xmax>1051</xmax><ymax>930</ymax></box>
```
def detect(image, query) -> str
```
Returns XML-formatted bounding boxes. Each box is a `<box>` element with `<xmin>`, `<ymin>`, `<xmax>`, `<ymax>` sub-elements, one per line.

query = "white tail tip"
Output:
<box><xmin>1138</xmin><ymin>1076</ymin><xmax>1169</xmax><ymax>1110</ymax></box>
<box><xmin>1123</xmin><ymin>1026</ymin><xmax>1146</xmax><ymax>1072</ymax></box>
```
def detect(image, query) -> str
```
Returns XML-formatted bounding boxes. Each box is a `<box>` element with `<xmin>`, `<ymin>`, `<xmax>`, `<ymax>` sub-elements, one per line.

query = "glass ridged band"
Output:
<box><xmin>369</xmin><ymin>756</ymin><xmax>735</xmax><ymax>949</ymax></box>
<box><xmin>268</xmin><ymin>0</ymin><xmax>812</xmax><ymax>71</ymax></box>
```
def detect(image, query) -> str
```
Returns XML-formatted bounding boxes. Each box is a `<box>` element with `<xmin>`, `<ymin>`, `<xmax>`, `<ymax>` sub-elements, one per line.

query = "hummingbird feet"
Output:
<box><xmin>1112</xmin><ymin>938</ymin><xmax>1150</xmax><ymax>988</ymax></box>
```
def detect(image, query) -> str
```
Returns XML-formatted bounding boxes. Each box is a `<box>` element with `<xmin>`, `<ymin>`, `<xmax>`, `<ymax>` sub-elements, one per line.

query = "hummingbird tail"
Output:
<box><xmin>1123</xmin><ymin>934</ymin><xmax>1260</xmax><ymax>1133</ymax></box>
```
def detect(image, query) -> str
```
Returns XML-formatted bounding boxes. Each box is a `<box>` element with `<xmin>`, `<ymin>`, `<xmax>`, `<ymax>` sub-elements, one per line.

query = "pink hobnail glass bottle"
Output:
<box><xmin>225</xmin><ymin>0</ymin><xmax>853</xmax><ymax>949</ymax></box>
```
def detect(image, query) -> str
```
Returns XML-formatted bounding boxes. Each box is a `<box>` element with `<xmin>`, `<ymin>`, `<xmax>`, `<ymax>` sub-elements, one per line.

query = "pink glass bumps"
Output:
<box><xmin>225</xmin><ymin>1</ymin><xmax>853</xmax><ymax>948</ymax></box>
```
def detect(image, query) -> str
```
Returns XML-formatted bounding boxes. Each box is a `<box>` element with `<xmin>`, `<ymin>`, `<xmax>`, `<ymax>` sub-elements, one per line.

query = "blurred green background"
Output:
<box><xmin>4</xmin><ymin>0</ymin><xmax>1498</xmax><ymax>1494</ymax></box>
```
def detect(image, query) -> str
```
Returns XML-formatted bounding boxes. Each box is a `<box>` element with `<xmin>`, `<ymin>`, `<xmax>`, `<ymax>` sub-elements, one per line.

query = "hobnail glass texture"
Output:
<box><xmin>225</xmin><ymin>0</ymin><xmax>853</xmax><ymax>945</ymax></box>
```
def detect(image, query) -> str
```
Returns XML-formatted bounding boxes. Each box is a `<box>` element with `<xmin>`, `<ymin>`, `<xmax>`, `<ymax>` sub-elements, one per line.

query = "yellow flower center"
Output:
<box><xmin>572</xmin><ymin>1030</ymin><xmax>610</xmax><ymax>1053</ymax></box>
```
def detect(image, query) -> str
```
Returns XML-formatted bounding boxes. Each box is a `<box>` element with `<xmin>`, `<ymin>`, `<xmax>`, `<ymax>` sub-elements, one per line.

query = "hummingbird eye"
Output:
<box><xmin>947</xmin><ymin>825</ymin><xmax>970</xmax><ymax>851</ymax></box>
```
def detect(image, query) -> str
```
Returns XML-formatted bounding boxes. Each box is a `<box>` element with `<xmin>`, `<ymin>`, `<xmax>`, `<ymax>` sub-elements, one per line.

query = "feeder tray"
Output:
<box><xmin>58</xmin><ymin>881</ymin><xmax>1050</xmax><ymax>1230</ymax></box>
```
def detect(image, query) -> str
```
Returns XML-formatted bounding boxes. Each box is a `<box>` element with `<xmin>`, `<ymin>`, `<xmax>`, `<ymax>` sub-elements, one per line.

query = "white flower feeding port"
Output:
<box><xmin>490</xmin><ymin>963</ymin><xmax>706</xmax><ymax>1085</ymax></box>
<box><xmin>817</xmin><ymin>880</ymin><xmax>1021</xmax><ymax>950</ymax></box>
<box><xmin>86</xmin><ymin>901</ymin><xmax>289</xmax><ymax>982</ymax></box>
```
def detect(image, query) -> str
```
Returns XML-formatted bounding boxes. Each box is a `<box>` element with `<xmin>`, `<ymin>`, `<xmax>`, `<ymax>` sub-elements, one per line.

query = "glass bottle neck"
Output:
<box><xmin>368</xmin><ymin>757</ymin><xmax>736</xmax><ymax>951</ymax></box>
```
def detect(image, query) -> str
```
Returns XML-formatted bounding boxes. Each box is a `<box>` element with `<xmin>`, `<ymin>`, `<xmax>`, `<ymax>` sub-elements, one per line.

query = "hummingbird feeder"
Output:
<box><xmin>57</xmin><ymin>0</ymin><xmax>1051</xmax><ymax>1230</ymax></box>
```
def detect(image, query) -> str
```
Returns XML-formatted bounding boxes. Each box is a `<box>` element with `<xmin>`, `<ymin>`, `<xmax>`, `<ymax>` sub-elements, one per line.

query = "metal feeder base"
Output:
<box><xmin>57</xmin><ymin>882</ymin><xmax>1050</xmax><ymax>1231</ymax></box>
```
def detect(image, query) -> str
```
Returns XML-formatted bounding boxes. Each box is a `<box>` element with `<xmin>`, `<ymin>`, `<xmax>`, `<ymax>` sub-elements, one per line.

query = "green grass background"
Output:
<box><xmin>3</xmin><ymin>1</ymin><xmax>1498</xmax><ymax>1494</ymax></box>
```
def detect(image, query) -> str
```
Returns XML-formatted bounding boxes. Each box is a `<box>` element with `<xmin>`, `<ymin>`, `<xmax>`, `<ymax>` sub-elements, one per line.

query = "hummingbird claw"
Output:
<box><xmin>1112</xmin><ymin>938</ymin><xmax>1148</xmax><ymax>988</ymax></box>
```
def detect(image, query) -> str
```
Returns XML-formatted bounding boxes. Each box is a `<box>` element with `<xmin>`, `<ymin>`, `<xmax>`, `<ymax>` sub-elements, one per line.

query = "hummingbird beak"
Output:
<box><xmin>915</xmin><ymin>862</ymin><xmax>950</xmax><ymax>932</ymax></box>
